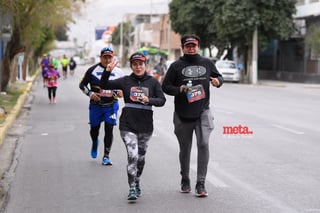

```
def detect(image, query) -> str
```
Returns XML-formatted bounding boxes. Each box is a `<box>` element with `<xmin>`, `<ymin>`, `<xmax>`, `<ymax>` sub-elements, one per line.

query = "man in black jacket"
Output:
<box><xmin>162</xmin><ymin>34</ymin><xmax>224</xmax><ymax>197</ymax></box>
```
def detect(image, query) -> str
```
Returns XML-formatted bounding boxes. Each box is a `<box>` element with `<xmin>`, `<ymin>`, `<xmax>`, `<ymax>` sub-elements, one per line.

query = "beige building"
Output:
<box><xmin>124</xmin><ymin>13</ymin><xmax>181</xmax><ymax>61</ymax></box>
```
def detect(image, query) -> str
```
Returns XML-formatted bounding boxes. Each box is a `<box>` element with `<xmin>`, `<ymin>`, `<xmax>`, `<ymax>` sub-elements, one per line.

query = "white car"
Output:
<box><xmin>215</xmin><ymin>60</ymin><xmax>241</xmax><ymax>82</ymax></box>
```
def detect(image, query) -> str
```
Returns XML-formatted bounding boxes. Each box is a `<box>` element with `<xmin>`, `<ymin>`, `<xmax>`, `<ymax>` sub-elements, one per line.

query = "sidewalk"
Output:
<box><xmin>0</xmin><ymin>75</ymin><xmax>36</xmax><ymax>211</ymax></box>
<box><xmin>258</xmin><ymin>80</ymin><xmax>320</xmax><ymax>88</ymax></box>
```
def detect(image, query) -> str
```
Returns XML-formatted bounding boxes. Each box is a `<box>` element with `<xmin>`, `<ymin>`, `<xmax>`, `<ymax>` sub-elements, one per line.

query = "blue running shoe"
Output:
<box><xmin>101</xmin><ymin>156</ymin><xmax>112</xmax><ymax>166</ymax></box>
<box><xmin>90</xmin><ymin>140</ymin><xmax>99</xmax><ymax>158</ymax></box>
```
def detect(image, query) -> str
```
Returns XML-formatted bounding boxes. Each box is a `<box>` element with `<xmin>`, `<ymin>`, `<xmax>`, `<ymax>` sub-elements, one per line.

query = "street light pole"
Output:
<box><xmin>167</xmin><ymin>19</ymin><xmax>171</xmax><ymax>59</ymax></box>
<box><xmin>120</xmin><ymin>17</ymin><xmax>123</xmax><ymax>66</ymax></box>
<box><xmin>251</xmin><ymin>27</ymin><xmax>258</xmax><ymax>84</ymax></box>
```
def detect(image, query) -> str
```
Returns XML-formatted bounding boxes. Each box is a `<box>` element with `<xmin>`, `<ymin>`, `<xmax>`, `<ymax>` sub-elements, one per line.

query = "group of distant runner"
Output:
<box><xmin>40</xmin><ymin>53</ymin><xmax>77</xmax><ymax>104</ymax></box>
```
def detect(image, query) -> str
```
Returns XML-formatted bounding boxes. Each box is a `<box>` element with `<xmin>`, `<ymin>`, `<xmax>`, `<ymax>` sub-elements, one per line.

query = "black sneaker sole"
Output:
<box><xmin>128</xmin><ymin>196</ymin><xmax>137</xmax><ymax>201</ymax></box>
<box><xmin>101</xmin><ymin>162</ymin><xmax>113</xmax><ymax>166</ymax></box>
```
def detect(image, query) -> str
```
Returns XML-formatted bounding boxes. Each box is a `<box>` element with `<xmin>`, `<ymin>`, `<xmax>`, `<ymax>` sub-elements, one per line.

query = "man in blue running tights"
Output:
<box><xmin>79</xmin><ymin>47</ymin><xmax>124</xmax><ymax>165</ymax></box>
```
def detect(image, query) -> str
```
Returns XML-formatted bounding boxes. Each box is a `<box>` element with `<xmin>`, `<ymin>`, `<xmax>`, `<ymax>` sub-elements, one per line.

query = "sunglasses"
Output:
<box><xmin>101</xmin><ymin>47</ymin><xmax>113</xmax><ymax>53</ymax></box>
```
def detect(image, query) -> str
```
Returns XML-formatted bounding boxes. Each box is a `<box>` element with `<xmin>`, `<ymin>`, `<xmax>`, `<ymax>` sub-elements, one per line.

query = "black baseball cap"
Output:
<box><xmin>129</xmin><ymin>52</ymin><xmax>146</xmax><ymax>63</ymax></box>
<box><xmin>181</xmin><ymin>34</ymin><xmax>200</xmax><ymax>46</ymax></box>
<box><xmin>100</xmin><ymin>47</ymin><xmax>114</xmax><ymax>57</ymax></box>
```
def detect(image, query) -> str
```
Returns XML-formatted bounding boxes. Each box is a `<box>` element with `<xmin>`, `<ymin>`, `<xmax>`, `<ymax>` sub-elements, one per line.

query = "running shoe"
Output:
<box><xmin>180</xmin><ymin>178</ymin><xmax>191</xmax><ymax>193</ymax></box>
<box><xmin>90</xmin><ymin>140</ymin><xmax>99</xmax><ymax>158</ymax></box>
<box><xmin>127</xmin><ymin>187</ymin><xmax>137</xmax><ymax>201</ymax></box>
<box><xmin>195</xmin><ymin>181</ymin><xmax>208</xmax><ymax>197</ymax></box>
<box><xmin>136</xmin><ymin>181</ymin><xmax>141</xmax><ymax>197</ymax></box>
<box><xmin>101</xmin><ymin>156</ymin><xmax>112</xmax><ymax>166</ymax></box>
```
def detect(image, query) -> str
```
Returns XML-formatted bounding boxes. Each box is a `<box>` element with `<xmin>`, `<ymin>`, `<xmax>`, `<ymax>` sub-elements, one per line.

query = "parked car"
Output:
<box><xmin>215</xmin><ymin>60</ymin><xmax>241</xmax><ymax>82</ymax></box>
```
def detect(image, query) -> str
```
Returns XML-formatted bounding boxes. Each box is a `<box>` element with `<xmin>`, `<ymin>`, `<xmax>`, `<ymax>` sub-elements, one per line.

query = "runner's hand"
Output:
<box><xmin>180</xmin><ymin>85</ymin><xmax>188</xmax><ymax>93</ymax></box>
<box><xmin>90</xmin><ymin>92</ymin><xmax>100</xmax><ymax>102</ymax></box>
<box><xmin>116</xmin><ymin>90</ymin><xmax>123</xmax><ymax>98</ymax></box>
<box><xmin>138</xmin><ymin>95</ymin><xmax>149</xmax><ymax>104</ymax></box>
<box><xmin>210</xmin><ymin>77</ymin><xmax>220</xmax><ymax>87</ymax></box>
<box><xmin>106</xmin><ymin>59</ymin><xmax>119</xmax><ymax>72</ymax></box>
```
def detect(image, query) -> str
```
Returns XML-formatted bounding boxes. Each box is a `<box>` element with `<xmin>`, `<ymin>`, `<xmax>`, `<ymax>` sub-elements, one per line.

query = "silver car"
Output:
<box><xmin>215</xmin><ymin>60</ymin><xmax>241</xmax><ymax>82</ymax></box>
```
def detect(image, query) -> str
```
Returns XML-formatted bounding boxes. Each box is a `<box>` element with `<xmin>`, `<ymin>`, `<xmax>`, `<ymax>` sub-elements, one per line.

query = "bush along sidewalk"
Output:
<box><xmin>0</xmin><ymin>82</ymin><xmax>29</xmax><ymax>124</ymax></box>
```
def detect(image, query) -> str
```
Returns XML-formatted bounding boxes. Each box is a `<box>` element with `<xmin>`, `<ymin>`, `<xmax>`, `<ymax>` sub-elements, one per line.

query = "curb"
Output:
<box><xmin>0</xmin><ymin>73</ymin><xmax>37</xmax><ymax>212</ymax></box>
<box><xmin>0</xmin><ymin>74</ymin><xmax>36</xmax><ymax>147</ymax></box>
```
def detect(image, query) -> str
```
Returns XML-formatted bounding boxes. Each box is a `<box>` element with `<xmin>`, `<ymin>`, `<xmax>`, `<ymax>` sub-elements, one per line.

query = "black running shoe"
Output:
<box><xmin>127</xmin><ymin>187</ymin><xmax>137</xmax><ymax>201</ymax></box>
<box><xmin>180</xmin><ymin>178</ymin><xmax>191</xmax><ymax>193</ymax></box>
<box><xmin>136</xmin><ymin>181</ymin><xmax>141</xmax><ymax>197</ymax></box>
<box><xmin>195</xmin><ymin>181</ymin><xmax>208</xmax><ymax>197</ymax></box>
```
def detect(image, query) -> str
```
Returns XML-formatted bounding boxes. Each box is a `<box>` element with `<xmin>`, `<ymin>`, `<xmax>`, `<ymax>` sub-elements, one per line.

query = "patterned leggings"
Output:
<box><xmin>120</xmin><ymin>131</ymin><xmax>152</xmax><ymax>187</ymax></box>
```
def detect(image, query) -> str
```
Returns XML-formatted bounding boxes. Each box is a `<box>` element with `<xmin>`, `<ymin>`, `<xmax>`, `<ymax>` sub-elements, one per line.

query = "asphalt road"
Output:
<box><xmin>1</xmin><ymin>65</ymin><xmax>320</xmax><ymax>213</ymax></box>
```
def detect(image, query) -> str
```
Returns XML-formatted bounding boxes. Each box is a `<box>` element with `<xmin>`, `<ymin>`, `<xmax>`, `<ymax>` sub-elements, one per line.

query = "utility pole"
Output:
<box><xmin>167</xmin><ymin>18</ymin><xmax>171</xmax><ymax>59</ymax></box>
<box><xmin>120</xmin><ymin>17</ymin><xmax>123</xmax><ymax>67</ymax></box>
<box><xmin>150</xmin><ymin>0</ymin><xmax>153</xmax><ymax>47</ymax></box>
<box><xmin>251</xmin><ymin>27</ymin><xmax>258</xmax><ymax>84</ymax></box>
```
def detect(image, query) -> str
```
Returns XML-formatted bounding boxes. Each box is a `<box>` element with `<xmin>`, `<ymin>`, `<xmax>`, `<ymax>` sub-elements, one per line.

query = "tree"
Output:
<box><xmin>55</xmin><ymin>25</ymin><xmax>69</xmax><ymax>41</ymax></box>
<box><xmin>169</xmin><ymin>0</ymin><xmax>296</xmax><ymax>82</ymax></box>
<box><xmin>0</xmin><ymin>0</ymin><xmax>83</xmax><ymax>91</ymax></box>
<box><xmin>212</xmin><ymin>0</ymin><xmax>296</xmax><ymax>81</ymax></box>
<box><xmin>212</xmin><ymin>0</ymin><xmax>295</xmax><ymax>52</ymax></box>
<box><xmin>169</xmin><ymin>0</ymin><xmax>220</xmax><ymax>57</ymax></box>
<box><xmin>111</xmin><ymin>21</ymin><xmax>134</xmax><ymax>66</ymax></box>
<box><xmin>305</xmin><ymin>23</ymin><xmax>320</xmax><ymax>55</ymax></box>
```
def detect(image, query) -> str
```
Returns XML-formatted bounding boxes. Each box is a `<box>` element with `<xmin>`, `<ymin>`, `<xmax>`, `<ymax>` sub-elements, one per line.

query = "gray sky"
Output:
<box><xmin>68</xmin><ymin>0</ymin><xmax>170</xmax><ymax>45</ymax></box>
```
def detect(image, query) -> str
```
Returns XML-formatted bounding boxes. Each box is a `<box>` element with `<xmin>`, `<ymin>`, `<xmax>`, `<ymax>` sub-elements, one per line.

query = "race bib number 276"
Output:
<box><xmin>130</xmin><ymin>86</ymin><xmax>149</xmax><ymax>102</ymax></box>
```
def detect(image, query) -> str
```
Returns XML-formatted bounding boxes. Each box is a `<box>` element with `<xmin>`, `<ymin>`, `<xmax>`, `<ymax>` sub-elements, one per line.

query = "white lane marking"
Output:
<box><xmin>272</xmin><ymin>124</ymin><xmax>304</xmax><ymax>135</ymax></box>
<box><xmin>190</xmin><ymin>161</ymin><xmax>229</xmax><ymax>188</ymax></box>
<box><xmin>305</xmin><ymin>209</ymin><xmax>320</xmax><ymax>212</ymax></box>
<box><xmin>210</xmin><ymin>162</ymin><xmax>299</xmax><ymax>213</ymax></box>
<box><xmin>205</xmin><ymin>172</ymin><xmax>229</xmax><ymax>188</ymax></box>
<box><xmin>206</xmin><ymin>162</ymin><xmax>229</xmax><ymax>188</ymax></box>
<box><xmin>214</xmin><ymin>109</ymin><xmax>234</xmax><ymax>114</ymax></box>
<box><xmin>156</xmin><ymin>122</ymin><xmax>298</xmax><ymax>212</ymax></box>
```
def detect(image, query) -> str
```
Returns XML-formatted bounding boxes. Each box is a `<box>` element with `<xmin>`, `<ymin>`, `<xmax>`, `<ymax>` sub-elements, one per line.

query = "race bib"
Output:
<box><xmin>99</xmin><ymin>89</ymin><xmax>113</xmax><ymax>97</ymax></box>
<box><xmin>186</xmin><ymin>84</ymin><xmax>206</xmax><ymax>103</ymax></box>
<box><xmin>130</xmin><ymin>87</ymin><xmax>149</xmax><ymax>102</ymax></box>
